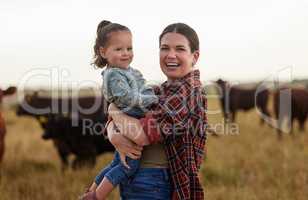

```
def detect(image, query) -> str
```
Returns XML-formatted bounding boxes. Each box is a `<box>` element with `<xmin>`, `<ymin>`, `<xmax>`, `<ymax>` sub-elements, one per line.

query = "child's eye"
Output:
<box><xmin>115</xmin><ymin>48</ymin><xmax>122</xmax><ymax>51</ymax></box>
<box><xmin>127</xmin><ymin>47</ymin><xmax>133</xmax><ymax>51</ymax></box>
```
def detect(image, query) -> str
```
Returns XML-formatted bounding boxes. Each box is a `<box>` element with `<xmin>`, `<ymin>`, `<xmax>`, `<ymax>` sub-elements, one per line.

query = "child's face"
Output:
<box><xmin>159</xmin><ymin>32</ymin><xmax>199</xmax><ymax>80</ymax></box>
<box><xmin>100</xmin><ymin>31</ymin><xmax>133</xmax><ymax>69</ymax></box>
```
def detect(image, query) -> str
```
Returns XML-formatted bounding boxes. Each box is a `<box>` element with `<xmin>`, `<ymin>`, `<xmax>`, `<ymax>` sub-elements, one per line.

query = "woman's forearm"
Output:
<box><xmin>108</xmin><ymin>103</ymin><xmax>149</xmax><ymax>146</ymax></box>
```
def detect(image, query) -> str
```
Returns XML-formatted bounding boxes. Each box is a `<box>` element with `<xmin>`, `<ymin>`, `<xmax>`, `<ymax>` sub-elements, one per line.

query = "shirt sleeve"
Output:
<box><xmin>139</xmin><ymin>113</ymin><xmax>162</xmax><ymax>144</ymax></box>
<box><xmin>131</xmin><ymin>68</ymin><xmax>159</xmax><ymax>108</ymax></box>
<box><xmin>106</xmin><ymin>70</ymin><xmax>158</xmax><ymax>109</ymax></box>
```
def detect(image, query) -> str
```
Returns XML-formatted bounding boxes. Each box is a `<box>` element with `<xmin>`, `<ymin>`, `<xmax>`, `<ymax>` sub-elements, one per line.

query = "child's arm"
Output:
<box><xmin>108</xmin><ymin>103</ymin><xmax>150</xmax><ymax>146</ymax></box>
<box><xmin>105</xmin><ymin>70</ymin><xmax>158</xmax><ymax>110</ymax></box>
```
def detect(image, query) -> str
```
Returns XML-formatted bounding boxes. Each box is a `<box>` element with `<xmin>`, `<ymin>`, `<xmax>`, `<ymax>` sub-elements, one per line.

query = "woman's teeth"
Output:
<box><xmin>166</xmin><ymin>63</ymin><xmax>180</xmax><ymax>68</ymax></box>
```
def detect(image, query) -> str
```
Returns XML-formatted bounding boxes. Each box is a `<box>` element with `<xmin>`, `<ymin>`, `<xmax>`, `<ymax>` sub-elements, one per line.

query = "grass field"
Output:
<box><xmin>1</xmin><ymin>98</ymin><xmax>308</xmax><ymax>200</ymax></box>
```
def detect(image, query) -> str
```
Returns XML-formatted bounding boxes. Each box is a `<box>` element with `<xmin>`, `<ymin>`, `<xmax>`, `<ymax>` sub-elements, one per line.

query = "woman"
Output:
<box><xmin>108</xmin><ymin>23</ymin><xmax>206</xmax><ymax>199</ymax></box>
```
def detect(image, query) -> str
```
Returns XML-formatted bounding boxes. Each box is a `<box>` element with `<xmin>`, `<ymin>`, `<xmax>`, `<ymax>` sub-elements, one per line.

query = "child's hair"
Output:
<box><xmin>159</xmin><ymin>23</ymin><xmax>199</xmax><ymax>53</ymax></box>
<box><xmin>92</xmin><ymin>20</ymin><xmax>131</xmax><ymax>68</ymax></box>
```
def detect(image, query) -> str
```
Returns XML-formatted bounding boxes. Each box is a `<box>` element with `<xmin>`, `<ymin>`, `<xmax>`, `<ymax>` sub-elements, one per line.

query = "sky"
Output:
<box><xmin>1</xmin><ymin>0</ymin><xmax>308</xmax><ymax>88</ymax></box>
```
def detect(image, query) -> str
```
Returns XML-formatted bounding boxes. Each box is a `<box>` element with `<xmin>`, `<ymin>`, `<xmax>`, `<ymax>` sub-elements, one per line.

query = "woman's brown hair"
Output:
<box><xmin>159</xmin><ymin>23</ymin><xmax>199</xmax><ymax>53</ymax></box>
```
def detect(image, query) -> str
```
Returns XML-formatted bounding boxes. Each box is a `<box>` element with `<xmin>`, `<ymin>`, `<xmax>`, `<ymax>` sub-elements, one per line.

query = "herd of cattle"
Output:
<box><xmin>0</xmin><ymin>80</ymin><xmax>307</xmax><ymax>168</ymax></box>
<box><xmin>215</xmin><ymin>79</ymin><xmax>308</xmax><ymax>137</ymax></box>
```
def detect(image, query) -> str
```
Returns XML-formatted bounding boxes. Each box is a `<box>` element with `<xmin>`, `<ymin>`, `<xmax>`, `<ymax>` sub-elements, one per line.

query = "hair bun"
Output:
<box><xmin>97</xmin><ymin>20</ymin><xmax>112</xmax><ymax>34</ymax></box>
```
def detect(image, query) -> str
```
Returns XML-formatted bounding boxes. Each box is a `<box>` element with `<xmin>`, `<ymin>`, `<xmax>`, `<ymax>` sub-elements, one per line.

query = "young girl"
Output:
<box><xmin>80</xmin><ymin>20</ymin><xmax>158</xmax><ymax>200</ymax></box>
<box><xmin>106</xmin><ymin>23</ymin><xmax>207</xmax><ymax>200</ymax></box>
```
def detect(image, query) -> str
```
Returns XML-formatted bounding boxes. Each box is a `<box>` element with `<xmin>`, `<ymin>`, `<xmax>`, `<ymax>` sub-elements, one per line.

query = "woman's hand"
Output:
<box><xmin>107</xmin><ymin>121</ymin><xmax>143</xmax><ymax>160</ymax></box>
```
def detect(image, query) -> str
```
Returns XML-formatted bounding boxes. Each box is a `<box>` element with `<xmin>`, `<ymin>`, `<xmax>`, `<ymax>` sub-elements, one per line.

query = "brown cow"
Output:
<box><xmin>0</xmin><ymin>86</ymin><xmax>17</xmax><ymax>163</ymax></box>
<box><xmin>0</xmin><ymin>112</ymin><xmax>6</xmax><ymax>163</ymax></box>
<box><xmin>0</xmin><ymin>86</ymin><xmax>16</xmax><ymax>104</ymax></box>
<box><xmin>273</xmin><ymin>88</ymin><xmax>308</xmax><ymax>137</ymax></box>
<box><xmin>215</xmin><ymin>79</ymin><xmax>270</xmax><ymax>124</ymax></box>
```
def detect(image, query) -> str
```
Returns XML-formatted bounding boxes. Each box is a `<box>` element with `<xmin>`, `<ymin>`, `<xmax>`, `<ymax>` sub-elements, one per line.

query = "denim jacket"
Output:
<box><xmin>102</xmin><ymin>66</ymin><xmax>158</xmax><ymax>118</ymax></box>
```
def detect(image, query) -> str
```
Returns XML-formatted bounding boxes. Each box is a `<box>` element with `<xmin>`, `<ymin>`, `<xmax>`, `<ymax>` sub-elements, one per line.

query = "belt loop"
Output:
<box><xmin>163</xmin><ymin>169</ymin><xmax>169</xmax><ymax>181</ymax></box>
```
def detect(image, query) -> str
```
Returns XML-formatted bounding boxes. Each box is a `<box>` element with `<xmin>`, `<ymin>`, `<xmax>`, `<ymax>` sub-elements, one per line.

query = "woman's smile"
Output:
<box><xmin>165</xmin><ymin>62</ymin><xmax>180</xmax><ymax>68</ymax></box>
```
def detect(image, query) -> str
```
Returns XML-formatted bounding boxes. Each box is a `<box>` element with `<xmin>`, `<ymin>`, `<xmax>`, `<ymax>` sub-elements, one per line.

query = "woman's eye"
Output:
<box><xmin>160</xmin><ymin>47</ymin><xmax>168</xmax><ymax>51</ymax></box>
<box><xmin>177</xmin><ymin>48</ymin><xmax>186</xmax><ymax>51</ymax></box>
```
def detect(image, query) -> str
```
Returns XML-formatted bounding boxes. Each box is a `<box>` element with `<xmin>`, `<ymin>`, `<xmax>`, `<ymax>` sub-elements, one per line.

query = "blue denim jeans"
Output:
<box><xmin>119</xmin><ymin>168</ymin><xmax>172</xmax><ymax>200</ymax></box>
<box><xmin>95</xmin><ymin>151</ymin><xmax>139</xmax><ymax>186</ymax></box>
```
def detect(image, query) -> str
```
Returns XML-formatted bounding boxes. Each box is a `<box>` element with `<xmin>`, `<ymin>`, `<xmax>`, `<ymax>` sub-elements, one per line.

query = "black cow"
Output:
<box><xmin>17</xmin><ymin>92</ymin><xmax>108</xmax><ymax>120</ymax></box>
<box><xmin>16</xmin><ymin>93</ymin><xmax>111</xmax><ymax>169</ymax></box>
<box><xmin>273</xmin><ymin>88</ymin><xmax>308</xmax><ymax>137</ymax></box>
<box><xmin>215</xmin><ymin>79</ymin><xmax>270</xmax><ymax>123</ymax></box>
<box><xmin>42</xmin><ymin>115</ymin><xmax>115</xmax><ymax>169</ymax></box>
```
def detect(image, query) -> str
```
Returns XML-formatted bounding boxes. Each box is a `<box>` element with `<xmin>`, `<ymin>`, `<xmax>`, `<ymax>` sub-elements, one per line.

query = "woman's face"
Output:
<box><xmin>159</xmin><ymin>32</ymin><xmax>199</xmax><ymax>81</ymax></box>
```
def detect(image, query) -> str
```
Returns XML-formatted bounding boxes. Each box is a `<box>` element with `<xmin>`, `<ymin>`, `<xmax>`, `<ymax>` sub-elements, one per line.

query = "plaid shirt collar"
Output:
<box><xmin>162</xmin><ymin>70</ymin><xmax>202</xmax><ymax>89</ymax></box>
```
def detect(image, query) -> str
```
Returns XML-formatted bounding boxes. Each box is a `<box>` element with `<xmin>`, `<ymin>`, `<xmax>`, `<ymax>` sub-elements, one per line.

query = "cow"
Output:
<box><xmin>273</xmin><ymin>88</ymin><xmax>308</xmax><ymax>137</ymax></box>
<box><xmin>0</xmin><ymin>86</ymin><xmax>17</xmax><ymax>163</ymax></box>
<box><xmin>0</xmin><ymin>112</ymin><xmax>6</xmax><ymax>163</ymax></box>
<box><xmin>16</xmin><ymin>92</ymin><xmax>111</xmax><ymax>169</ymax></box>
<box><xmin>42</xmin><ymin>115</ymin><xmax>115</xmax><ymax>169</ymax></box>
<box><xmin>17</xmin><ymin>92</ymin><xmax>108</xmax><ymax>121</ymax></box>
<box><xmin>215</xmin><ymin>79</ymin><xmax>270</xmax><ymax>124</ymax></box>
<box><xmin>0</xmin><ymin>86</ymin><xmax>17</xmax><ymax>105</ymax></box>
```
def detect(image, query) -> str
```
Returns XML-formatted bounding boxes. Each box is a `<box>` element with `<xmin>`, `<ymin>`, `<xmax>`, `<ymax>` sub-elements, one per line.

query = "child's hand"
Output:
<box><xmin>119</xmin><ymin>152</ymin><xmax>130</xmax><ymax>169</ymax></box>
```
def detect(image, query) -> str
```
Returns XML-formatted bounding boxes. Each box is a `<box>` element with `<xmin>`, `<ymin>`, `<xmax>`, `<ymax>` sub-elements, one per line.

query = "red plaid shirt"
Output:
<box><xmin>141</xmin><ymin>70</ymin><xmax>207</xmax><ymax>200</ymax></box>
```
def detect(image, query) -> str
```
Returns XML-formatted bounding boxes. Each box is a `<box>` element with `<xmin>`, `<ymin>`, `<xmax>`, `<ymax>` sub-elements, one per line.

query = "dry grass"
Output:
<box><xmin>1</xmin><ymin>98</ymin><xmax>308</xmax><ymax>200</ymax></box>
